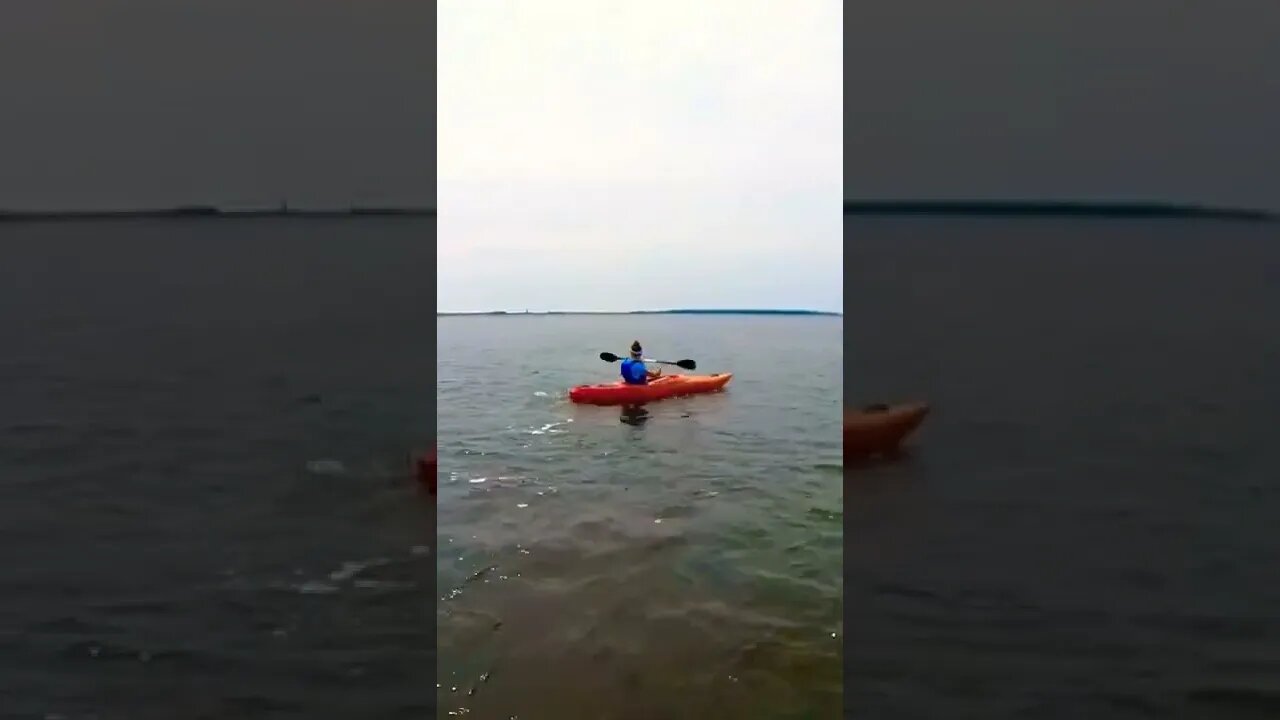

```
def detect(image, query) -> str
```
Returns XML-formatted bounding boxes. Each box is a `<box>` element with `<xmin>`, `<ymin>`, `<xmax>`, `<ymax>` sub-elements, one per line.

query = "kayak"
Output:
<box><xmin>416</xmin><ymin>446</ymin><xmax>436</xmax><ymax>495</ymax></box>
<box><xmin>569</xmin><ymin>373</ymin><xmax>733</xmax><ymax>406</ymax></box>
<box><xmin>845</xmin><ymin>403</ymin><xmax>930</xmax><ymax>460</ymax></box>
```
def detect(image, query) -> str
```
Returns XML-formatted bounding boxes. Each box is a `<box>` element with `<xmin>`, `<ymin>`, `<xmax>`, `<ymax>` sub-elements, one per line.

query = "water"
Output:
<box><xmin>0</xmin><ymin>219</ymin><xmax>435</xmax><ymax>718</ymax></box>
<box><xmin>847</xmin><ymin>218</ymin><xmax>1280</xmax><ymax>717</ymax></box>
<box><xmin>10</xmin><ymin>215</ymin><xmax>1274</xmax><ymax>718</ymax></box>
<box><xmin>436</xmin><ymin>314</ymin><xmax>843</xmax><ymax>717</ymax></box>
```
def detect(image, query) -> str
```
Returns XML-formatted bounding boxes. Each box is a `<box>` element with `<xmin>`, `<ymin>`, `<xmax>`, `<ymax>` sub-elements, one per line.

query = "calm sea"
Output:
<box><xmin>847</xmin><ymin>217</ymin><xmax>1280</xmax><ymax>717</ymax></box>
<box><xmin>437</xmin><ymin>314</ymin><xmax>843</xmax><ymax>718</ymax></box>
<box><xmin>0</xmin><ymin>218</ymin><xmax>435</xmax><ymax>719</ymax></box>
<box><xmin>8</xmin><ymin>215</ymin><xmax>1275</xmax><ymax>718</ymax></box>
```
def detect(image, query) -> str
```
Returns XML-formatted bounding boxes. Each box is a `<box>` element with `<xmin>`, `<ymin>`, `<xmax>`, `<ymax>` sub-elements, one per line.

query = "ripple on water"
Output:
<box><xmin>304</xmin><ymin>459</ymin><xmax>348</xmax><ymax>476</ymax></box>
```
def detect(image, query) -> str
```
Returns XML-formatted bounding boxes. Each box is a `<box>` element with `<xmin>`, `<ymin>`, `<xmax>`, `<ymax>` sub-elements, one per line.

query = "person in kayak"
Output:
<box><xmin>620</xmin><ymin>341</ymin><xmax>662</xmax><ymax>385</ymax></box>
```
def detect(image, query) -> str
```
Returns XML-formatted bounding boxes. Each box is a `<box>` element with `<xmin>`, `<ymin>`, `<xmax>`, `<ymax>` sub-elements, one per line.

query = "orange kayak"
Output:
<box><xmin>569</xmin><ymin>373</ymin><xmax>733</xmax><ymax>406</ymax></box>
<box><xmin>845</xmin><ymin>403</ymin><xmax>930</xmax><ymax>460</ymax></box>
<box><xmin>416</xmin><ymin>446</ymin><xmax>436</xmax><ymax>495</ymax></box>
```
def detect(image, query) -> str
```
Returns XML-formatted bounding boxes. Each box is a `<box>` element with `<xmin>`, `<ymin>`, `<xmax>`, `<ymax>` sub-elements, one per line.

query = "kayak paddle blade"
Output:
<box><xmin>603</xmin><ymin>352</ymin><xmax>696</xmax><ymax>370</ymax></box>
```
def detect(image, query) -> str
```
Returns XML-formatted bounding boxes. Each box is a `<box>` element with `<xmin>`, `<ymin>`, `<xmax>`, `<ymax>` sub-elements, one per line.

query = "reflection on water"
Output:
<box><xmin>619</xmin><ymin>404</ymin><xmax>651</xmax><ymax>426</ymax></box>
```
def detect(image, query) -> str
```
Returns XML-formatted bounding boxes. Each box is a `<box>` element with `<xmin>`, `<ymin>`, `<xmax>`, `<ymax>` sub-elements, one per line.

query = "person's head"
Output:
<box><xmin>630</xmin><ymin>340</ymin><xmax>643</xmax><ymax>359</ymax></box>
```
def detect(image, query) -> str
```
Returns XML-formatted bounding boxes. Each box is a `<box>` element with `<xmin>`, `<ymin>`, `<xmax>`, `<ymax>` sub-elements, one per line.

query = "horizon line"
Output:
<box><xmin>844</xmin><ymin>199</ymin><xmax>1276</xmax><ymax>221</ymax></box>
<box><xmin>0</xmin><ymin>205</ymin><xmax>435</xmax><ymax>222</ymax></box>
<box><xmin>438</xmin><ymin>308</ymin><xmax>842</xmax><ymax>317</ymax></box>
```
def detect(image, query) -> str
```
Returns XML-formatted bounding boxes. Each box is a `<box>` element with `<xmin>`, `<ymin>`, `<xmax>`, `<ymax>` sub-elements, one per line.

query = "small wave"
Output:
<box><xmin>443</xmin><ymin>563</ymin><xmax>499</xmax><ymax>601</ymax></box>
<box><xmin>353</xmin><ymin>579</ymin><xmax>416</xmax><ymax>591</ymax></box>
<box><xmin>60</xmin><ymin>640</ymin><xmax>205</xmax><ymax>666</ymax></box>
<box><xmin>5</xmin><ymin>422</ymin><xmax>65</xmax><ymax>436</ymax></box>
<box><xmin>328</xmin><ymin>558</ymin><xmax>391</xmax><ymax>582</ymax></box>
<box><xmin>297</xmin><ymin>580</ymin><xmax>339</xmax><ymax>595</ymax></box>
<box><xmin>28</xmin><ymin>616</ymin><xmax>122</xmax><ymax>634</ymax></box>
<box><xmin>305</xmin><ymin>459</ymin><xmax>347</xmax><ymax>476</ymax></box>
<box><xmin>527</xmin><ymin>419</ymin><xmax>572</xmax><ymax>435</ymax></box>
<box><xmin>461</xmin><ymin>474</ymin><xmax>539</xmax><ymax>491</ymax></box>
<box><xmin>281</xmin><ymin>549</ymin><xmax>426</xmax><ymax>596</ymax></box>
<box><xmin>1187</xmin><ymin>685</ymin><xmax>1280</xmax><ymax>713</ymax></box>
<box><xmin>875</xmin><ymin>583</ymin><xmax>942</xmax><ymax>602</ymax></box>
<box><xmin>90</xmin><ymin>600</ymin><xmax>173</xmax><ymax>617</ymax></box>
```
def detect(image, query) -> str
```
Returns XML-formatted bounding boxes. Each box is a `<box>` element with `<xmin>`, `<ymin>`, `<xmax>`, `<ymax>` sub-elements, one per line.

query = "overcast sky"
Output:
<box><xmin>438</xmin><ymin>0</ymin><xmax>843</xmax><ymax>313</ymax></box>
<box><xmin>0</xmin><ymin>1</ymin><xmax>432</xmax><ymax>209</ymax></box>
<box><xmin>847</xmin><ymin>2</ymin><xmax>1280</xmax><ymax>209</ymax></box>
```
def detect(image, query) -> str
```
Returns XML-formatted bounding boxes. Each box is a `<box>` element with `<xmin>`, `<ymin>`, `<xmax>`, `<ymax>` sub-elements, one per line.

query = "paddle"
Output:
<box><xmin>599</xmin><ymin>352</ymin><xmax>697</xmax><ymax>370</ymax></box>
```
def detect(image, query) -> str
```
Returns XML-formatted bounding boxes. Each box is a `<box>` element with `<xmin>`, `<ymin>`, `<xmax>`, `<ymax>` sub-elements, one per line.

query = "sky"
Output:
<box><xmin>0</xmin><ymin>1</ymin><xmax>432</xmax><ymax>209</ymax></box>
<box><xmin>846</xmin><ymin>2</ymin><xmax>1280</xmax><ymax>209</ymax></box>
<box><xmin>437</xmin><ymin>0</ymin><xmax>843</xmax><ymax>314</ymax></box>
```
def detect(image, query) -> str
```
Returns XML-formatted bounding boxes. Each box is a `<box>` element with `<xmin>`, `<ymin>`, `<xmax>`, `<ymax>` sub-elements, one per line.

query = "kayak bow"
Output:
<box><xmin>845</xmin><ymin>403</ymin><xmax>930</xmax><ymax>461</ymax></box>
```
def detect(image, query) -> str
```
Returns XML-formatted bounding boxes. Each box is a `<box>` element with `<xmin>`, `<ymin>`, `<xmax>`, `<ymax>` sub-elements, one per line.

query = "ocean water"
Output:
<box><xmin>0</xmin><ymin>219</ymin><xmax>435</xmax><ymax>718</ymax></box>
<box><xmin>846</xmin><ymin>217</ymin><xmax>1280</xmax><ymax>717</ymax></box>
<box><xmin>436</xmin><ymin>314</ymin><xmax>843</xmax><ymax>718</ymax></box>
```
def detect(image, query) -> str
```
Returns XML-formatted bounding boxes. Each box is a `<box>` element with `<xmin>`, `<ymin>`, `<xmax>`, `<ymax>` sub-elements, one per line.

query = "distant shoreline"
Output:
<box><xmin>438</xmin><ymin>309</ymin><xmax>841</xmax><ymax>317</ymax></box>
<box><xmin>11</xmin><ymin>201</ymin><xmax>1268</xmax><ymax>222</ymax></box>
<box><xmin>0</xmin><ymin>205</ymin><xmax>435</xmax><ymax>223</ymax></box>
<box><xmin>844</xmin><ymin>200</ymin><xmax>1276</xmax><ymax>221</ymax></box>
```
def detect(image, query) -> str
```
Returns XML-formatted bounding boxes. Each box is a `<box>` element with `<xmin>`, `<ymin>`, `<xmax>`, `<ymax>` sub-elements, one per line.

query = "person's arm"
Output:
<box><xmin>646</xmin><ymin>366</ymin><xmax>662</xmax><ymax>379</ymax></box>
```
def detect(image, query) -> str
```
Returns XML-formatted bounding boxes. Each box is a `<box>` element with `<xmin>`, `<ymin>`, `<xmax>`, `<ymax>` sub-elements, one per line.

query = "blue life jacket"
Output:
<box><xmin>620</xmin><ymin>357</ymin><xmax>648</xmax><ymax>385</ymax></box>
